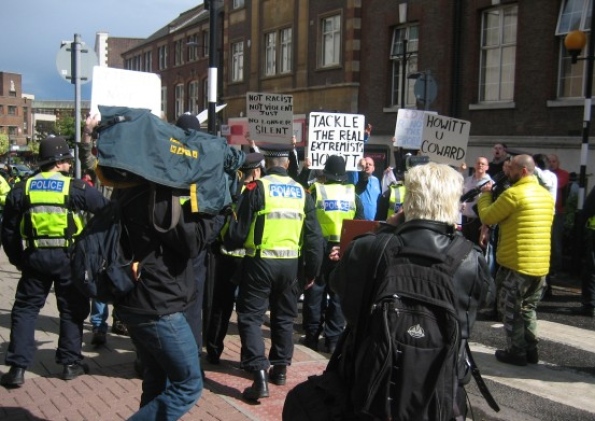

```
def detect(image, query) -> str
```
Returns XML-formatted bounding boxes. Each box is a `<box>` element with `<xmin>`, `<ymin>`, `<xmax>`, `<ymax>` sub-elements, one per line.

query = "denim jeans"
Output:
<box><xmin>117</xmin><ymin>309</ymin><xmax>202</xmax><ymax>421</ymax></box>
<box><xmin>90</xmin><ymin>299</ymin><xmax>109</xmax><ymax>333</ymax></box>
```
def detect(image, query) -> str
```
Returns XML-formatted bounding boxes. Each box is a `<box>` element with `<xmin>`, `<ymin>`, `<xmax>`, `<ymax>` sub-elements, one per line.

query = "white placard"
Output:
<box><xmin>420</xmin><ymin>114</ymin><xmax>471</xmax><ymax>166</ymax></box>
<box><xmin>307</xmin><ymin>112</ymin><xmax>365</xmax><ymax>171</ymax></box>
<box><xmin>393</xmin><ymin>109</ymin><xmax>439</xmax><ymax>149</ymax></box>
<box><xmin>246</xmin><ymin>92</ymin><xmax>293</xmax><ymax>143</ymax></box>
<box><xmin>90</xmin><ymin>66</ymin><xmax>161</xmax><ymax>118</ymax></box>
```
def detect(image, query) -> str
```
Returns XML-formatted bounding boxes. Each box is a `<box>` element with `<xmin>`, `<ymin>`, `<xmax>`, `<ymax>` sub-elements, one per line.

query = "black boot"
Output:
<box><xmin>1</xmin><ymin>366</ymin><xmax>25</xmax><ymax>388</ymax></box>
<box><xmin>269</xmin><ymin>365</ymin><xmax>287</xmax><ymax>385</ymax></box>
<box><xmin>243</xmin><ymin>369</ymin><xmax>269</xmax><ymax>401</ymax></box>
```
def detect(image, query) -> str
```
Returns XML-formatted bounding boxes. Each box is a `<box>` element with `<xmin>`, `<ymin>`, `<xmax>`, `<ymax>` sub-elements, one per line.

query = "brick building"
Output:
<box><xmin>0</xmin><ymin>72</ymin><xmax>33</xmax><ymax>146</ymax></box>
<box><xmin>119</xmin><ymin>0</ymin><xmax>593</xmax><ymax>174</ymax></box>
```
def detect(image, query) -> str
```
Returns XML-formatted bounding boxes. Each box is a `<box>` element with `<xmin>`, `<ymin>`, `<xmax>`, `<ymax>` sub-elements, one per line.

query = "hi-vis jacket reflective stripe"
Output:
<box><xmin>244</xmin><ymin>175</ymin><xmax>305</xmax><ymax>258</ymax></box>
<box><xmin>311</xmin><ymin>182</ymin><xmax>356</xmax><ymax>242</ymax></box>
<box><xmin>387</xmin><ymin>184</ymin><xmax>406</xmax><ymax>218</ymax></box>
<box><xmin>20</xmin><ymin>172</ymin><xmax>84</xmax><ymax>248</ymax></box>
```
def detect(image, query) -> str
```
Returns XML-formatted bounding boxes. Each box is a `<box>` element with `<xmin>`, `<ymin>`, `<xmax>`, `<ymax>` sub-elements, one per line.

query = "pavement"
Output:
<box><xmin>0</xmin><ymin>249</ymin><xmax>329</xmax><ymax>421</ymax></box>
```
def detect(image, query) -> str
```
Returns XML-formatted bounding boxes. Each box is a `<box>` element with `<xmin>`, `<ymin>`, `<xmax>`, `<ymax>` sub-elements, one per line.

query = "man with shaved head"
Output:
<box><xmin>478</xmin><ymin>155</ymin><xmax>554</xmax><ymax>366</ymax></box>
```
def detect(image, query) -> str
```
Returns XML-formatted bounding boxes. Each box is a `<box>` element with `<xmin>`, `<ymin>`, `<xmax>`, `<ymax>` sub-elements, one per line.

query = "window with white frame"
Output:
<box><xmin>557</xmin><ymin>0</ymin><xmax>594</xmax><ymax>98</ymax></box>
<box><xmin>203</xmin><ymin>30</ymin><xmax>210</xmax><ymax>57</ymax></box>
<box><xmin>175</xmin><ymin>39</ymin><xmax>184</xmax><ymax>66</ymax></box>
<box><xmin>280</xmin><ymin>28</ymin><xmax>293</xmax><ymax>73</ymax></box>
<box><xmin>175</xmin><ymin>84</ymin><xmax>185</xmax><ymax>118</ymax></box>
<box><xmin>188</xmin><ymin>81</ymin><xmax>199</xmax><ymax>114</ymax></box>
<box><xmin>231</xmin><ymin>41</ymin><xmax>244</xmax><ymax>82</ymax></box>
<box><xmin>479</xmin><ymin>5</ymin><xmax>517</xmax><ymax>102</ymax></box>
<box><xmin>265</xmin><ymin>32</ymin><xmax>277</xmax><ymax>76</ymax></box>
<box><xmin>161</xmin><ymin>86</ymin><xmax>167</xmax><ymax>116</ymax></box>
<box><xmin>188</xmin><ymin>34</ymin><xmax>199</xmax><ymax>61</ymax></box>
<box><xmin>389</xmin><ymin>25</ymin><xmax>419</xmax><ymax>108</ymax></box>
<box><xmin>144</xmin><ymin>51</ymin><xmax>152</xmax><ymax>72</ymax></box>
<box><xmin>158</xmin><ymin>45</ymin><xmax>168</xmax><ymax>70</ymax></box>
<box><xmin>233</xmin><ymin>0</ymin><xmax>245</xmax><ymax>10</ymax></box>
<box><xmin>321</xmin><ymin>14</ymin><xmax>341</xmax><ymax>67</ymax></box>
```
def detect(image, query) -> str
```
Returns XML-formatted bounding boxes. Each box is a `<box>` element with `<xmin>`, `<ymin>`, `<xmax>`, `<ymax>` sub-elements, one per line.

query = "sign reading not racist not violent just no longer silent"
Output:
<box><xmin>307</xmin><ymin>112</ymin><xmax>365</xmax><ymax>171</ymax></box>
<box><xmin>246</xmin><ymin>92</ymin><xmax>294</xmax><ymax>143</ymax></box>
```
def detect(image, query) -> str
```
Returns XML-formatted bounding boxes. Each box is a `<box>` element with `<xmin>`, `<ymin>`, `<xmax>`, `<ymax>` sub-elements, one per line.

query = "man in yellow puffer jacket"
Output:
<box><xmin>478</xmin><ymin>154</ymin><xmax>554</xmax><ymax>366</ymax></box>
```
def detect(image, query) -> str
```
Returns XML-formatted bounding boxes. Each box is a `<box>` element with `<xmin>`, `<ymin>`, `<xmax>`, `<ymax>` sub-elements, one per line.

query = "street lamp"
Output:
<box><xmin>564</xmin><ymin>16</ymin><xmax>594</xmax><ymax>212</ymax></box>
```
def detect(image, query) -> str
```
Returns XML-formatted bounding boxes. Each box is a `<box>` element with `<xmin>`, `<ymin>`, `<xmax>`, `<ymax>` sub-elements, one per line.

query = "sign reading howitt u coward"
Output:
<box><xmin>307</xmin><ymin>112</ymin><xmax>365</xmax><ymax>171</ymax></box>
<box><xmin>421</xmin><ymin>114</ymin><xmax>470</xmax><ymax>166</ymax></box>
<box><xmin>246</xmin><ymin>92</ymin><xmax>293</xmax><ymax>143</ymax></box>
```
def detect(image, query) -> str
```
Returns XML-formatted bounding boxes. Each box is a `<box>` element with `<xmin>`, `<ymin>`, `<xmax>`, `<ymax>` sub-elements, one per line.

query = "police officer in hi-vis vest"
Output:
<box><xmin>302</xmin><ymin>154</ymin><xmax>364</xmax><ymax>354</ymax></box>
<box><xmin>0</xmin><ymin>136</ymin><xmax>109</xmax><ymax>388</ymax></box>
<box><xmin>376</xmin><ymin>182</ymin><xmax>407</xmax><ymax>221</ymax></box>
<box><xmin>205</xmin><ymin>152</ymin><xmax>265</xmax><ymax>365</ymax></box>
<box><xmin>225</xmin><ymin>143</ymin><xmax>323</xmax><ymax>402</ymax></box>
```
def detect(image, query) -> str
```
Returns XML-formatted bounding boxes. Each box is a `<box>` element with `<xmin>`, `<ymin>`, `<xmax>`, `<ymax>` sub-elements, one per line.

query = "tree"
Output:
<box><xmin>0</xmin><ymin>133</ymin><xmax>9</xmax><ymax>156</ymax></box>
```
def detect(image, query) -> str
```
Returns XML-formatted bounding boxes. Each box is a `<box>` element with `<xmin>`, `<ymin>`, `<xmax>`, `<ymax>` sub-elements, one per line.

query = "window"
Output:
<box><xmin>233</xmin><ymin>0</ymin><xmax>244</xmax><ymax>9</ymax></box>
<box><xmin>389</xmin><ymin>25</ymin><xmax>419</xmax><ymax>108</ymax></box>
<box><xmin>174</xmin><ymin>39</ymin><xmax>184</xmax><ymax>66</ymax></box>
<box><xmin>161</xmin><ymin>86</ymin><xmax>167</xmax><ymax>116</ymax></box>
<box><xmin>321</xmin><ymin>14</ymin><xmax>341</xmax><ymax>67</ymax></box>
<box><xmin>0</xmin><ymin>105</ymin><xmax>4</xmax><ymax>114</ymax></box>
<box><xmin>231</xmin><ymin>41</ymin><xmax>244</xmax><ymax>82</ymax></box>
<box><xmin>158</xmin><ymin>45</ymin><xmax>168</xmax><ymax>70</ymax></box>
<box><xmin>280</xmin><ymin>28</ymin><xmax>293</xmax><ymax>73</ymax></box>
<box><xmin>8</xmin><ymin>106</ymin><xmax>17</xmax><ymax>116</ymax></box>
<box><xmin>144</xmin><ymin>51</ymin><xmax>152</xmax><ymax>72</ymax></box>
<box><xmin>8</xmin><ymin>126</ymin><xmax>17</xmax><ymax>136</ymax></box>
<box><xmin>188</xmin><ymin>81</ymin><xmax>199</xmax><ymax>114</ymax></box>
<box><xmin>479</xmin><ymin>5</ymin><xmax>517</xmax><ymax>102</ymax></box>
<box><xmin>557</xmin><ymin>0</ymin><xmax>594</xmax><ymax>98</ymax></box>
<box><xmin>203</xmin><ymin>30</ymin><xmax>210</xmax><ymax>57</ymax></box>
<box><xmin>188</xmin><ymin>34</ymin><xmax>199</xmax><ymax>61</ymax></box>
<box><xmin>23</xmin><ymin>107</ymin><xmax>29</xmax><ymax>134</ymax></box>
<box><xmin>265</xmin><ymin>32</ymin><xmax>277</xmax><ymax>76</ymax></box>
<box><xmin>175</xmin><ymin>84</ymin><xmax>185</xmax><ymax>118</ymax></box>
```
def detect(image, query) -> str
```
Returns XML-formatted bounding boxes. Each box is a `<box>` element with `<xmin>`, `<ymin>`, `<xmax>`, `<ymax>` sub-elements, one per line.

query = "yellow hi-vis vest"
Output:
<box><xmin>387</xmin><ymin>184</ymin><xmax>407</xmax><ymax>218</ymax></box>
<box><xmin>20</xmin><ymin>172</ymin><xmax>84</xmax><ymax>248</ymax></box>
<box><xmin>311</xmin><ymin>182</ymin><xmax>356</xmax><ymax>242</ymax></box>
<box><xmin>244</xmin><ymin>174</ymin><xmax>305</xmax><ymax>258</ymax></box>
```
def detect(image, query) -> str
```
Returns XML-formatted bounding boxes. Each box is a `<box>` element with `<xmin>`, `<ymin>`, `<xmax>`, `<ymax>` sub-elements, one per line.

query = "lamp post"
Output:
<box><xmin>207</xmin><ymin>0</ymin><xmax>218</xmax><ymax>135</ymax></box>
<box><xmin>564</xmin><ymin>10</ymin><xmax>594</xmax><ymax>213</ymax></box>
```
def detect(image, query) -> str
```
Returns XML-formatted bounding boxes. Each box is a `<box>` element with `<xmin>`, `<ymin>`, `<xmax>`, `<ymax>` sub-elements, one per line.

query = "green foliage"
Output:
<box><xmin>0</xmin><ymin>133</ymin><xmax>8</xmax><ymax>155</ymax></box>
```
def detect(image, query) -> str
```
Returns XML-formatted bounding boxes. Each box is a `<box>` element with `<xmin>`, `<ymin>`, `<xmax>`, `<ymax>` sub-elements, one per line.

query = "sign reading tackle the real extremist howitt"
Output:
<box><xmin>307</xmin><ymin>112</ymin><xmax>365</xmax><ymax>171</ymax></box>
<box><xmin>420</xmin><ymin>113</ymin><xmax>470</xmax><ymax>167</ymax></box>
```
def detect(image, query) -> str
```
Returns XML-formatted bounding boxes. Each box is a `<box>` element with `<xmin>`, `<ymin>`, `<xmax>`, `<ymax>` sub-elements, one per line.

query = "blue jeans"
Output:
<box><xmin>90</xmin><ymin>299</ymin><xmax>109</xmax><ymax>333</ymax></box>
<box><xmin>116</xmin><ymin>310</ymin><xmax>202</xmax><ymax>421</ymax></box>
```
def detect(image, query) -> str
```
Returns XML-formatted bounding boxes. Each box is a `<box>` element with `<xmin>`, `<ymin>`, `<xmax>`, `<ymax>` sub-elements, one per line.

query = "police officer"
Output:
<box><xmin>0</xmin><ymin>136</ymin><xmax>109</xmax><ymax>388</ymax></box>
<box><xmin>225</xmin><ymin>144</ymin><xmax>323</xmax><ymax>402</ymax></box>
<box><xmin>205</xmin><ymin>153</ymin><xmax>264</xmax><ymax>364</ymax></box>
<box><xmin>302</xmin><ymin>155</ymin><xmax>363</xmax><ymax>353</ymax></box>
<box><xmin>376</xmin><ymin>181</ymin><xmax>406</xmax><ymax>221</ymax></box>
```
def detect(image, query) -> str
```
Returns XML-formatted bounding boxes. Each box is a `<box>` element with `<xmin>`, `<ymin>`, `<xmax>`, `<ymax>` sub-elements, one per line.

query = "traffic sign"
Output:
<box><xmin>413</xmin><ymin>73</ymin><xmax>438</xmax><ymax>107</ymax></box>
<box><xmin>55</xmin><ymin>42</ymin><xmax>98</xmax><ymax>84</ymax></box>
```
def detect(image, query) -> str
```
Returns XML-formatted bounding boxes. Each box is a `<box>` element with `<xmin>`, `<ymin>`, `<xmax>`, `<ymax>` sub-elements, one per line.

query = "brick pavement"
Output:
<box><xmin>0</xmin><ymin>250</ymin><xmax>329</xmax><ymax>420</ymax></box>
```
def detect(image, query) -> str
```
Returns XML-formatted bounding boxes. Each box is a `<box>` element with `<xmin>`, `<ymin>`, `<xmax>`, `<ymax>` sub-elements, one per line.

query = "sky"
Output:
<box><xmin>1</xmin><ymin>0</ymin><xmax>201</xmax><ymax>101</ymax></box>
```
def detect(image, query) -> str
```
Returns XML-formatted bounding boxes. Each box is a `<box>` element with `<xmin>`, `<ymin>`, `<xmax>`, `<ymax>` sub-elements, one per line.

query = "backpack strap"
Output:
<box><xmin>465</xmin><ymin>341</ymin><xmax>500</xmax><ymax>412</ymax></box>
<box><xmin>148</xmin><ymin>183</ymin><xmax>182</xmax><ymax>233</ymax></box>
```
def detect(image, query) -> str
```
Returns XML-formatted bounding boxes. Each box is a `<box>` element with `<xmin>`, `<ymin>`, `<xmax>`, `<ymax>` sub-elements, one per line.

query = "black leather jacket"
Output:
<box><xmin>330</xmin><ymin>219</ymin><xmax>494</xmax><ymax>340</ymax></box>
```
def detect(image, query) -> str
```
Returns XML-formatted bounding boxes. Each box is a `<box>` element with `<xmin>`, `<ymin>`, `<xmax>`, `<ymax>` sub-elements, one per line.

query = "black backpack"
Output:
<box><xmin>345</xmin><ymin>230</ymin><xmax>473</xmax><ymax>420</ymax></box>
<box><xmin>70</xmin><ymin>199</ymin><xmax>137</xmax><ymax>303</ymax></box>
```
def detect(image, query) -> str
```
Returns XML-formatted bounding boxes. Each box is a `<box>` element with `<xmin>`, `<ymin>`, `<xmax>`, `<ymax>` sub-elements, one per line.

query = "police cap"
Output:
<box><xmin>38</xmin><ymin>136</ymin><xmax>73</xmax><ymax>166</ymax></box>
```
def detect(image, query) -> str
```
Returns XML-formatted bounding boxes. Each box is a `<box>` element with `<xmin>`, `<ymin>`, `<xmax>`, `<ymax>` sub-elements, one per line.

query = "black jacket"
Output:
<box><xmin>114</xmin><ymin>184</ymin><xmax>212</xmax><ymax>316</ymax></box>
<box><xmin>330</xmin><ymin>219</ymin><xmax>494</xmax><ymax>340</ymax></box>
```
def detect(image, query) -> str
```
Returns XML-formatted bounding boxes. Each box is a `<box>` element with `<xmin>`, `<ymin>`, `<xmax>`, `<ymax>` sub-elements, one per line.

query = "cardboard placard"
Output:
<box><xmin>246</xmin><ymin>92</ymin><xmax>293</xmax><ymax>143</ymax></box>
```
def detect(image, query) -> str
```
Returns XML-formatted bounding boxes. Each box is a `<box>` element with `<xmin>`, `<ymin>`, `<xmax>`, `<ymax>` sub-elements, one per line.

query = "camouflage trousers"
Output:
<box><xmin>496</xmin><ymin>267</ymin><xmax>545</xmax><ymax>355</ymax></box>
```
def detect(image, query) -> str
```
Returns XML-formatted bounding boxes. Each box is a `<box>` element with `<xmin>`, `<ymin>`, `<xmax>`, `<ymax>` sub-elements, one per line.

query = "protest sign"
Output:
<box><xmin>394</xmin><ymin>109</ymin><xmax>426</xmax><ymax>149</ymax></box>
<box><xmin>307</xmin><ymin>112</ymin><xmax>365</xmax><ymax>171</ymax></box>
<box><xmin>246</xmin><ymin>92</ymin><xmax>293</xmax><ymax>143</ymax></box>
<box><xmin>420</xmin><ymin>114</ymin><xmax>470</xmax><ymax>166</ymax></box>
<box><xmin>90</xmin><ymin>67</ymin><xmax>161</xmax><ymax>119</ymax></box>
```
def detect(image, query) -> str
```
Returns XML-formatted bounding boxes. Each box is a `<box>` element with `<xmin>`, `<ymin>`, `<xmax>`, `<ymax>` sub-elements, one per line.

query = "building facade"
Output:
<box><xmin>0</xmin><ymin>72</ymin><xmax>33</xmax><ymax>147</ymax></box>
<box><xmin>119</xmin><ymin>0</ymin><xmax>594</xmax><ymax>175</ymax></box>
